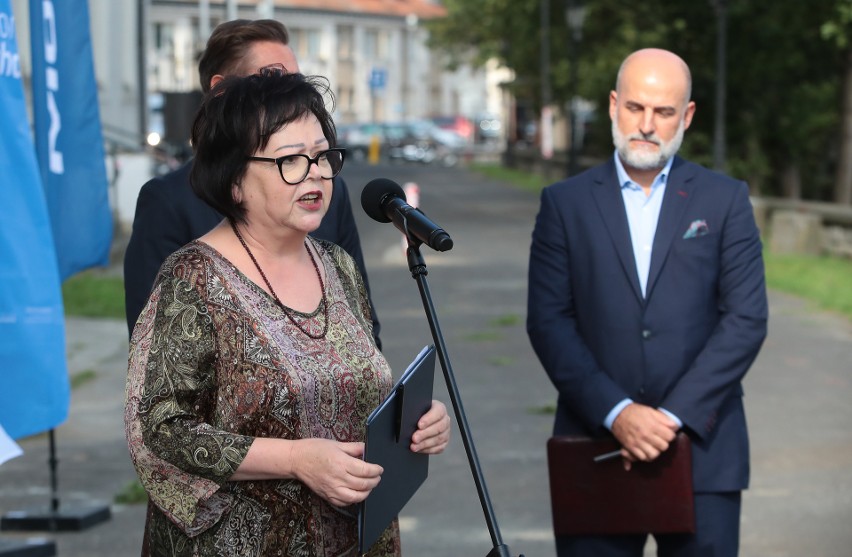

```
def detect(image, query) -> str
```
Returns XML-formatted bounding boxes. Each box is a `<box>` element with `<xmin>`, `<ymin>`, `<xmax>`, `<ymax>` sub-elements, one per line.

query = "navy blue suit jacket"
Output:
<box><xmin>123</xmin><ymin>160</ymin><xmax>380</xmax><ymax>347</ymax></box>
<box><xmin>527</xmin><ymin>156</ymin><xmax>767</xmax><ymax>492</ymax></box>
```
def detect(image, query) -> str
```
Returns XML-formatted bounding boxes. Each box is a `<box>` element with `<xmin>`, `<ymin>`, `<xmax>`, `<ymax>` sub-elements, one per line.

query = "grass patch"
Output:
<box><xmin>487</xmin><ymin>355</ymin><xmax>515</xmax><ymax>367</ymax></box>
<box><xmin>527</xmin><ymin>403</ymin><xmax>557</xmax><ymax>415</ymax></box>
<box><xmin>62</xmin><ymin>270</ymin><xmax>125</xmax><ymax>319</ymax></box>
<box><xmin>470</xmin><ymin>163</ymin><xmax>550</xmax><ymax>193</ymax></box>
<box><xmin>764</xmin><ymin>252</ymin><xmax>852</xmax><ymax>321</ymax></box>
<box><xmin>114</xmin><ymin>479</ymin><xmax>148</xmax><ymax>505</ymax></box>
<box><xmin>70</xmin><ymin>369</ymin><xmax>97</xmax><ymax>390</ymax></box>
<box><xmin>489</xmin><ymin>314</ymin><xmax>521</xmax><ymax>327</ymax></box>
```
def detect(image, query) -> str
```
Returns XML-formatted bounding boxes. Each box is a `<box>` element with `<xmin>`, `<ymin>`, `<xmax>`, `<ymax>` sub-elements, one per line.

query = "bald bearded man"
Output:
<box><xmin>527</xmin><ymin>48</ymin><xmax>767</xmax><ymax>557</ymax></box>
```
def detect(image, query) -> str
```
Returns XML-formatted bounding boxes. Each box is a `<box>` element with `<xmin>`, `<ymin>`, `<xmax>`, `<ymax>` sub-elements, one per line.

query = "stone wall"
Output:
<box><xmin>752</xmin><ymin>198</ymin><xmax>852</xmax><ymax>259</ymax></box>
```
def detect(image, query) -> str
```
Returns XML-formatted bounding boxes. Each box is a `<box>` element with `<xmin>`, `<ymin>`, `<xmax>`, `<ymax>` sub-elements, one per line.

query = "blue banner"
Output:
<box><xmin>0</xmin><ymin>0</ymin><xmax>70</xmax><ymax>440</ymax></box>
<box><xmin>29</xmin><ymin>0</ymin><xmax>112</xmax><ymax>280</ymax></box>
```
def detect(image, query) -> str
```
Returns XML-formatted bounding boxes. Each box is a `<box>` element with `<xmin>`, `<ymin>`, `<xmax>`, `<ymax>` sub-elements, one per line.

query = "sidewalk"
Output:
<box><xmin>1</xmin><ymin>162</ymin><xmax>850</xmax><ymax>556</ymax></box>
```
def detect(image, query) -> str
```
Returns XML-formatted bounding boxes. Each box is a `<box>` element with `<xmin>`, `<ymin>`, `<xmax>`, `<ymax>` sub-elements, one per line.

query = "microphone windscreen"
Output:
<box><xmin>361</xmin><ymin>178</ymin><xmax>407</xmax><ymax>223</ymax></box>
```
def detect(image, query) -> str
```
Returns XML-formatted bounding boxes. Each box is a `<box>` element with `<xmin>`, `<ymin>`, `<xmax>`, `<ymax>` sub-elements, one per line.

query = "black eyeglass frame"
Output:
<box><xmin>247</xmin><ymin>148</ymin><xmax>346</xmax><ymax>185</ymax></box>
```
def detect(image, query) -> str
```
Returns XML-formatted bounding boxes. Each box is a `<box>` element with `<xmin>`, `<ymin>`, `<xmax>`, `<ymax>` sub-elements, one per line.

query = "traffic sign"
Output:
<box><xmin>369</xmin><ymin>67</ymin><xmax>386</xmax><ymax>91</ymax></box>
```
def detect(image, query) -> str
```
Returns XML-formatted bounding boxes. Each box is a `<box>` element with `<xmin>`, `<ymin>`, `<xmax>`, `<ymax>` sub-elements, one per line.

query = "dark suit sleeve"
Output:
<box><xmin>526</xmin><ymin>186</ymin><xmax>628</xmax><ymax>431</ymax></box>
<box><xmin>660</xmin><ymin>183</ymin><xmax>768</xmax><ymax>440</ymax></box>
<box><xmin>123</xmin><ymin>178</ymin><xmax>190</xmax><ymax>336</ymax></box>
<box><xmin>327</xmin><ymin>177</ymin><xmax>382</xmax><ymax>350</ymax></box>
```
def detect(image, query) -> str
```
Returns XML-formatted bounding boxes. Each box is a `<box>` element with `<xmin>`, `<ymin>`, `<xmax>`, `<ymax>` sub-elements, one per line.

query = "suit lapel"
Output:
<box><xmin>591</xmin><ymin>161</ymin><xmax>644</xmax><ymax>303</ymax></box>
<box><xmin>646</xmin><ymin>156</ymin><xmax>695</xmax><ymax>298</ymax></box>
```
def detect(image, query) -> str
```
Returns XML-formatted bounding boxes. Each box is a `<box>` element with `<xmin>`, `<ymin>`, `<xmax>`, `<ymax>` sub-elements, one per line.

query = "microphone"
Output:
<box><xmin>361</xmin><ymin>178</ymin><xmax>454</xmax><ymax>252</ymax></box>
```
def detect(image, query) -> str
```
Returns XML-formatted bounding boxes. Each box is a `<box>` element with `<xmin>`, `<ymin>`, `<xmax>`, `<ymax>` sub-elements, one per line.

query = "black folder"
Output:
<box><xmin>358</xmin><ymin>345</ymin><xmax>436</xmax><ymax>555</ymax></box>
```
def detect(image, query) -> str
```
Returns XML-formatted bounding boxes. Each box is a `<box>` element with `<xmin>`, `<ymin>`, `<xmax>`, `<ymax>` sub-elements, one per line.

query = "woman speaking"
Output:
<box><xmin>125</xmin><ymin>71</ymin><xmax>450</xmax><ymax>556</ymax></box>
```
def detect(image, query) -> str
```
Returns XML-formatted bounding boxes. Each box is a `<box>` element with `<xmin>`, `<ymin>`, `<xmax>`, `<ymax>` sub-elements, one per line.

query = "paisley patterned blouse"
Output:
<box><xmin>124</xmin><ymin>238</ymin><xmax>400</xmax><ymax>556</ymax></box>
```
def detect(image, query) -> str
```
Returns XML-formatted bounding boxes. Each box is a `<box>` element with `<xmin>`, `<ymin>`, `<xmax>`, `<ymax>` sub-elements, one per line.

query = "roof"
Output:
<box><xmin>241</xmin><ymin>0</ymin><xmax>447</xmax><ymax>19</ymax></box>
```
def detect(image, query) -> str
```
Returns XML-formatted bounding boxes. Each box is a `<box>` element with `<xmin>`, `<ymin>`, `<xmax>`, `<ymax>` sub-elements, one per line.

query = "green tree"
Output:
<box><xmin>723</xmin><ymin>0</ymin><xmax>842</xmax><ymax>199</ymax></box>
<box><xmin>427</xmin><ymin>0</ymin><xmax>546</xmax><ymax>129</ymax></box>
<box><xmin>429</xmin><ymin>0</ymin><xmax>848</xmax><ymax>202</ymax></box>
<box><xmin>822</xmin><ymin>0</ymin><xmax>852</xmax><ymax>204</ymax></box>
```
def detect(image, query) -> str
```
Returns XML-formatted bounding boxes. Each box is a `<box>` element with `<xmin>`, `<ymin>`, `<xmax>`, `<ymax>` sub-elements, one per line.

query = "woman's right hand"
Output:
<box><xmin>290</xmin><ymin>439</ymin><xmax>383</xmax><ymax>507</ymax></box>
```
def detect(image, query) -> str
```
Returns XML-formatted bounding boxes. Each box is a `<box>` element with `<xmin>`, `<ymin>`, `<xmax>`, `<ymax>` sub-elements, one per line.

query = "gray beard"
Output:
<box><xmin>612</xmin><ymin>118</ymin><xmax>685</xmax><ymax>170</ymax></box>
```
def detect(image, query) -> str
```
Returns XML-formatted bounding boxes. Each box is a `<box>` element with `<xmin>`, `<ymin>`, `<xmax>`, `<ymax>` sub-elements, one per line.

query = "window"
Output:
<box><xmin>365</xmin><ymin>29</ymin><xmax>390</xmax><ymax>60</ymax></box>
<box><xmin>291</xmin><ymin>28</ymin><xmax>321</xmax><ymax>60</ymax></box>
<box><xmin>338</xmin><ymin>25</ymin><xmax>353</xmax><ymax>60</ymax></box>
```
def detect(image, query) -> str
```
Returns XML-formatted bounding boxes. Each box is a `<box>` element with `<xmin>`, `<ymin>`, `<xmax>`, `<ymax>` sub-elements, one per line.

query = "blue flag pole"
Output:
<box><xmin>0</xmin><ymin>0</ymin><xmax>112</xmax><ymax>534</ymax></box>
<box><xmin>29</xmin><ymin>0</ymin><xmax>113</xmax><ymax>281</ymax></box>
<box><xmin>0</xmin><ymin>0</ymin><xmax>69</xmax><ymax>443</ymax></box>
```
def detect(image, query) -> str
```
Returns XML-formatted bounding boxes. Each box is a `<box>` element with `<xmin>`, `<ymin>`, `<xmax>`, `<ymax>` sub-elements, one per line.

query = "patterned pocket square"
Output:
<box><xmin>683</xmin><ymin>219</ymin><xmax>709</xmax><ymax>239</ymax></box>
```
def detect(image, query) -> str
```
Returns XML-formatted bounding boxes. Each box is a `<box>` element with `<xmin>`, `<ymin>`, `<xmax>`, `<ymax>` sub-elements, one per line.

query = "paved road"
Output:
<box><xmin>1</xmin><ymin>161</ymin><xmax>850</xmax><ymax>556</ymax></box>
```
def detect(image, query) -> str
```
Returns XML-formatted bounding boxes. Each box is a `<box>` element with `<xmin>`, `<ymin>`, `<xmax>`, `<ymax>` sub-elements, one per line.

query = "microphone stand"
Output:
<box><xmin>403</xmin><ymin>235</ymin><xmax>523</xmax><ymax>557</ymax></box>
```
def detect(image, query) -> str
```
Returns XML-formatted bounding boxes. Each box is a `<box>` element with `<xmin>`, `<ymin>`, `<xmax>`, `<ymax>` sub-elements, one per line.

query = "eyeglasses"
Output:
<box><xmin>247</xmin><ymin>148</ymin><xmax>346</xmax><ymax>185</ymax></box>
<box><xmin>256</xmin><ymin>63</ymin><xmax>288</xmax><ymax>77</ymax></box>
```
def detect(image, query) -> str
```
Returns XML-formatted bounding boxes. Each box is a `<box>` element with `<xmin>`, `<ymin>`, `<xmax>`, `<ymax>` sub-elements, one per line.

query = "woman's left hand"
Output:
<box><xmin>410</xmin><ymin>400</ymin><xmax>451</xmax><ymax>454</ymax></box>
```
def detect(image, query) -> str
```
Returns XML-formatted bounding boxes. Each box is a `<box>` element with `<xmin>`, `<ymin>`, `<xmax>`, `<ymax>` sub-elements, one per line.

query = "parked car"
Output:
<box><xmin>338</xmin><ymin>120</ymin><xmax>467</xmax><ymax>166</ymax></box>
<box><xmin>474</xmin><ymin>112</ymin><xmax>503</xmax><ymax>143</ymax></box>
<box><xmin>430</xmin><ymin>115</ymin><xmax>475</xmax><ymax>144</ymax></box>
<box><xmin>337</xmin><ymin>122</ymin><xmax>384</xmax><ymax>162</ymax></box>
<box><xmin>385</xmin><ymin>121</ymin><xmax>467</xmax><ymax>167</ymax></box>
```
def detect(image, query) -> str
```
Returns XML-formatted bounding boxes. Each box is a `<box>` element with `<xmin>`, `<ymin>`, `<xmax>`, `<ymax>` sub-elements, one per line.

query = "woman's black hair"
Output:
<box><xmin>190</xmin><ymin>72</ymin><xmax>337</xmax><ymax>223</ymax></box>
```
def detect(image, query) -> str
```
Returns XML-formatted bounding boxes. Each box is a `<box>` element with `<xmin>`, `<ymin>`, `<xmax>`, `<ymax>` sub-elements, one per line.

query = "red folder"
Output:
<box><xmin>546</xmin><ymin>432</ymin><xmax>695</xmax><ymax>536</ymax></box>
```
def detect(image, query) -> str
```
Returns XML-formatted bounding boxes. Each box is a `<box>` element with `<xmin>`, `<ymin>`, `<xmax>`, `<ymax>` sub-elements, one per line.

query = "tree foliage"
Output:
<box><xmin>429</xmin><ymin>0</ymin><xmax>849</xmax><ymax>200</ymax></box>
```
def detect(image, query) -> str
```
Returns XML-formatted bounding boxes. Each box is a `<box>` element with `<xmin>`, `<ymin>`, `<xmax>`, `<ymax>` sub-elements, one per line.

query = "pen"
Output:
<box><xmin>593</xmin><ymin>449</ymin><xmax>623</xmax><ymax>463</ymax></box>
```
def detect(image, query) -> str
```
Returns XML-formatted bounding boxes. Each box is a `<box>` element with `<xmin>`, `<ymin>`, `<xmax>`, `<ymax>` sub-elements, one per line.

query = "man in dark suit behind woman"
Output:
<box><xmin>527</xmin><ymin>48</ymin><xmax>768</xmax><ymax>556</ymax></box>
<box><xmin>124</xmin><ymin>19</ymin><xmax>380</xmax><ymax>346</ymax></box>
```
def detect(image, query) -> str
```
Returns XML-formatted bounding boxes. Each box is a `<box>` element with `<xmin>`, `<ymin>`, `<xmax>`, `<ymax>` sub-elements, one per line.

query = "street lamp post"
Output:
<box><xmin>540</xmin><ymin>0</ymin><xmax>553</xmax><ymax>159</ymax></box>
<box><xmin>712</xmin><ymin>0</ymin><xmax>728</xmax><ymax>173</ymax></box>
<box><xmin>137</xmin><ymin>0</ymin><xmax>148</xmax><ymax>148</ymax></box>
<box><xmin>565</xmin><ymin>0</ymin><xmax>586</xmax><ymax>177</ymax></box>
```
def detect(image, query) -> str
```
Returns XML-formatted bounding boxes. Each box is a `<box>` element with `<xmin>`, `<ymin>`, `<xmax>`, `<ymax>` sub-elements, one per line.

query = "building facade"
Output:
<box><xmin>146</xmin><ymin>1</ymin><xmax>492</xmax><ymax>125</ymax></box>
<box><xmin>12</xmin><ymin>0</ymin><xmax>507</xmax><ymax>149</ymax></box>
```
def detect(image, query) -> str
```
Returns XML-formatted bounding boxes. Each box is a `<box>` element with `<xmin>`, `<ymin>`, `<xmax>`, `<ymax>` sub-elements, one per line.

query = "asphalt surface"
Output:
<box><xmin>1</xmin><ymin>161</ymin><xmax>851</xmax><ymax>557</ymax></box>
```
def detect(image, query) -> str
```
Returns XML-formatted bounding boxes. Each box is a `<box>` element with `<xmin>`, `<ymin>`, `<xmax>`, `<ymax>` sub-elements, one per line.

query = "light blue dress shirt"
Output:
<box><xmin>616</xmin><ymin>154</ymin><xmax>670</xmax><ymax>298</ymax></box>
<box><xmin>603</xmin><ymin>152</ymin><xmax>682</xmax><ymax>431</ymax></box>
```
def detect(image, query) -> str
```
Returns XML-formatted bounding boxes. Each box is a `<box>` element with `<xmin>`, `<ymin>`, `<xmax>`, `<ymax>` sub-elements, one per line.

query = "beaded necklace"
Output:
<box><xmin>230</xmin><ymin>219</ymin><xmax>328</xmax><ymax>339</ymax></box>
